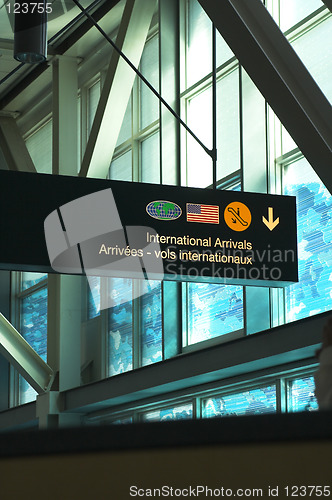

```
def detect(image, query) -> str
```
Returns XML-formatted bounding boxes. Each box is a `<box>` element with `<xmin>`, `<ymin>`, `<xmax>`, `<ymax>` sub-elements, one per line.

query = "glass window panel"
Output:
<box><xmin>109</xmin><ymin>150</ymin><xmax>132</xmax><ymax>181</ymax></box>
<box><xmin>281</xmin><ymin>126</ymin><xmax>297</xmax><ymax>155</ymax></box>
<box><xmin>186</xmin><ymin>87</ymin><xmax>213</xmax><ymax>187</ymax></box>
<box><xmin>19</xmin><ymin>286</ymin><xmax>48</xmax><ymax>404</ymax></box>
<box><xmin>108</xmin><ymin>278</ymin><xmax>133</xmax><ymax>376</ymax></box>
<box><xmin>140</xmin><ymin>35</ymin><xmax>159</xmax><ymax>129</ymax></box>
<box><xmin>188</xmin><ymin>86</ymin><xmax>212</xmax><ymax>149</ymax></box>
<box><xmin>110</xmin><ymin>416</ymin><xmax>133</xmax><ymax>425</ymax></box>
<box><xmin>87</xmin><ymin>276</ymin><xmax>101</xmax><ymax>320</ymax></box>
<box><xmin>216</xmin><ymin>31</ymin><xmax>235</xmax><ymax>68</ymax></box>
<box><xmin>202</xmin><ymin>386</ymin><xmax>277</xmax><ymax>417</ymax></box>
<box><xmin>187</xmin><ymin>283</ymin><xmax>243</xmax><ymax>345</ymax></box>
<box><xmin>187</xmin><ymin>0</ymin><xmax>234</xmax><ymax>88</ymax></box>
<box><xmin>217</xmin><ymin>68</ymin><xmax>241</xmax><ymax>180</ymax></box>
<box><xmin>141</xmin><ymin>280</ymin><xmax>163</xmax><ymax>367</ymax></box>
<box><xmin>217</xmin><ymin>176</ymin><xmax>241</xmax><ymax>192</ymax></box>
<box><xmin>186</xmin><ymin>138</ymin><xmax>212</xmax><ymax>188</ymax></box>
<box><xmin>88</xmin><ymin>80</ymin><xmax>100</xmax><ymax>132</ymax></box>
<box><xmin>142</xmin><ymin>403</ymin><xmax>193</xmax><ymax>422</ymax></box>
<box><xmin>21</xmin><ymin>288</ymin><xmax>47</xmax><ymax>360</ymax></box>
<box><xmin>21</xmin><ymin>272</ymin><xmax>47</xmax><ymax>291</ymax></box>
<box><xmin>280</xmin><ymin>0</ymin><xmax>323</xmax><ymax>32</ymax></box>
<box><xmin>116</xmin><ymin>97</ymin><xmax>132</xmax><ymax>146</ymax></box>
<box><xmin>291</xmin><ymin>17</ymin><xmax>332</xmax><ymax>103</ymax></box>
<box><xmin>25</xmin><ymin>120</ymin><xmax>52</xmax><ymax>174</ymax></box>
<box><xmin>288</xmin><ymin>376</ymin><xmax>318</xmax><ymax>412</ymax></box>
<box><xmin>283</xmin><ymin>157</ymin><xmax>332</xmax><ymax>321</ymax></box>
<box><xmin>187</xmin><ymin>0</ymin><xmax>212</xmax><ymax>87</ymax></box>
<box><xmin>141</xmin><ymin>132</ymin><xmax>160</xmax><ymax>184</ymax></box>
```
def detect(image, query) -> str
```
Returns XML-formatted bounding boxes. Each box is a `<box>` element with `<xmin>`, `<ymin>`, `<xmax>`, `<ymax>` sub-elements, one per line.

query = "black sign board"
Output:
<box><xmin>0</xmin><ymin>170</ymin><xmax>298</xmax><ymax>287</ymax></box>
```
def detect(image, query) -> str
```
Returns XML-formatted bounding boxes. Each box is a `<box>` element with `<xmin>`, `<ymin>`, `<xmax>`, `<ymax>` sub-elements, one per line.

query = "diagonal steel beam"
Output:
<box><xmin>0</xmin><ymin>116</ymin><xmax>36</xmax><ymax>172</ymax></box>
<box><xmin>198</xmin><ymin>0</ymin><xmax>332</xmax><ymax>192</ymax></box>
<box><xmin>79</xmin><ymin>0</ymin><xmax>157</xmax><ymax>179</ymax></box>
<box><xmin>0</xmin><ymin>313</ymin><xmax>54</xmax><ymax>394</ymax></box>
<box><xmin>322</xmin><ymin>0</ymin><xmax>332</xmax><ymax>13</ymax></box>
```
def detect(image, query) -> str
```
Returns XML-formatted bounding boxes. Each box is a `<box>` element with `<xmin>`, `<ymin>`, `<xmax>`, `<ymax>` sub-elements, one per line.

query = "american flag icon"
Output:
<box><xmin>186</xmin><ymin>203</ymin><xmax>219</xmax><ymax>224</ymax></box>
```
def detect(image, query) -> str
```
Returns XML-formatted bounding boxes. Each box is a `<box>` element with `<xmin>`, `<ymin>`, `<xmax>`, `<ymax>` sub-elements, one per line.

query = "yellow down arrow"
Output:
<box><xmin>262</xmin><ymin>207</ymin><xmax>279</xmax><ymax>231</ymax></box>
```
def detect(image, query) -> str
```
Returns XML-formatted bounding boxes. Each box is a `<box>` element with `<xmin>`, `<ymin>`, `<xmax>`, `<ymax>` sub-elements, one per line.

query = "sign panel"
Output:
<box><xmin>0</xmin><ymin>170</ymin><xmax>298</xmax><ymax>287</ymax></box>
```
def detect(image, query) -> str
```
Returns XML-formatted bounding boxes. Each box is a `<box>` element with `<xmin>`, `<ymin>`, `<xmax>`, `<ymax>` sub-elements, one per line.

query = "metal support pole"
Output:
<box><xmin>212</xmin><ymin>24</ymin><xmax>217</xmax><ymax>189</ymax></box>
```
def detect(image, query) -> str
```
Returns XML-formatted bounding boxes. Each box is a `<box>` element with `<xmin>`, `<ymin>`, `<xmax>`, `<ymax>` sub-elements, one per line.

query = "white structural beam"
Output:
<box><xmin>49</xmin><ymin>55</ymin><xmax>82</xmax><ymax>397</ymax></box>
<box><xmin>0</xmin><ymin>313</ymin><xmax>54</xmax><ymax>394</ymax></box>
<box><xmin>79</xmin><ymin>0</ymin><xmax>157</xmax><ymax>179</ymax></box>
<box><xmin>0</xmin><ymin>117</ymin><xmax>36</xmax><ymax>172</ymax></box>
<box><xmin>52</xmin><ymin>56</ymin><xmax>79</xmax><ymax>175</ymax></box>
<box><xmin>47</xmin><ymin>275</ymin><xmax>83</xmax><ymax>393</ymax></box>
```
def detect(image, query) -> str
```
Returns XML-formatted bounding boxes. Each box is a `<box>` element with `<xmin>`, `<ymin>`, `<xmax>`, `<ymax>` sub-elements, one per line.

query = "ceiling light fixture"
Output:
<box><xmin>14</xmin><ymin>0</ymin><xmax>48</xmax><ymax>63</ymax></box>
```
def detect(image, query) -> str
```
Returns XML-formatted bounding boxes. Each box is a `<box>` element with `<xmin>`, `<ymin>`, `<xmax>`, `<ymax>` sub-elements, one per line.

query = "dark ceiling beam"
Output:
<box><xmin>0</xmin><ymin>62</ymin><xmax>49</xmax><ymax>110</ymax></box>
<box><xmin>321</xmin><ymin>0</ymin><xmax>332</xmax><ymax>13</ymax></box>
<box><xmin>52</xmin><ymin>0</ymin><xmax>121</xmax><ymax>56</ymax></box>
<box><xmin>198</xmin><ymin>0</ymin><xmax>332</xmax><ymax>192</ymax></box>
<box><xmin>0</xmin><ymin>0</ymin><xmax>121</xmax><ymax>110</ymax></box>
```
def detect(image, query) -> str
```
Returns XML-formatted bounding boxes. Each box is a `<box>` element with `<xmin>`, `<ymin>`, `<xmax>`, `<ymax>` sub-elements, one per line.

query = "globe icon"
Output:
<box><xmin>146</xmin><ymin>201</ymin><xmax>182</xmax><ymax>220</ymax></box>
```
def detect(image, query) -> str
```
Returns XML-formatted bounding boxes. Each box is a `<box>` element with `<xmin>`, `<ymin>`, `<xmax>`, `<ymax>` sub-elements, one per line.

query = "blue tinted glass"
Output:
<box><xmin>88</xmin><ymin>276</ymin><xmax>101</xmax><ymax>319</ymax></box>
<box><xmin>20</xmin><ymin>286</ymin><xmax>48</xmax><ymax>404</ymax></box>
<box><xmin>188</xmin><ymin>282</ymin><xmax>243</xmax><ymax>344</ymax></box>
<box><xmin>141</xmin><ymin>280</ymin><xmax>163</xmax><ymax>366</ymax></box>
<box><xmin>143</xmin><ymin>403</ymin><xmax>193</xmax><ymax>422</ymax></box>
<box><xmin>203</xmin><ymin>386</ymin><xmax>276</xmax><ymax>417</ymax></box>
<box><xmin>111</xmin><ymin>416</ymin><xmax>133</xmax><ymax>425</ymax></box>
<box><xmin>288</xmin><ymin>376</ymin><xmax>318</xmax><ymax>412</ymax></box>
<box><xmin>21</xmin><ymin>272</ymin><xmax>47</xmax><ymax>291</ymax></box>
<box><xmin>108</xmin><ymin>278</ymin><xmax>133</xmax><ymax>375</ymax></box>
<box><xmin>284</xmin><ymin>158</ymin><xmax>332</xmax><ymax>321</ymax></box>
<box><xmin>21</xmin><ymin>287</ymin><xmax>48</xmax><ymax>360</ymax></box>
<box><xmin>19</xmin><ymin>377</ymin><xmax>38</xmax><ymax>405</ymax></box>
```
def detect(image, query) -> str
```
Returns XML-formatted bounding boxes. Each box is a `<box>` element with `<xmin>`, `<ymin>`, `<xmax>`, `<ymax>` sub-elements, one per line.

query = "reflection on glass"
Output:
<box><xmin>108</xmin><ymin>278</ymin><xmax>133</xmax><ymax>376</ymax></box>
<box><xmin>141</xmin><ymin>280</ymin><xmax>163</xmax><ymax>366</ymax></box>
<box><xmin>188</xmin><ymin>282</ymin><xmax>243</xmax><ymax>345</ymax></box>
<box><xmin>88</xmin><ymin>275</ymin><xmax>101</xmax><ymax>319</ymax></box>
<box><xmin>203</xmin><ymin>386</ymin><xmax>276</xmax><ymax>417</ymax></box>
<box><xmin>283</xmin><ymin>157</ymin><xmax>332</xmax><ymax>321</ymax></box>
<box><xmin>20</xmin><ymin>286</ymin><xmax>48</xmax><ymax>404</ymax></box>
<box><xmin>110</xmin><ymin>416</ymin><xmax>133</xmax><ymax>425</ymax></box>
<box><xmin>142</xmin><ymin>403</ymin><xmax>193</xmax><ymax>422</ymax></box>
<box><xmin>288</xmin><ymin>376</ymin><xmax>318</xmax><ymax>412</ymax></box>
<box><xmin>21</xmin><ymin>272</ymin><xmax>47</xmax><ymax>291</ymax></box>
